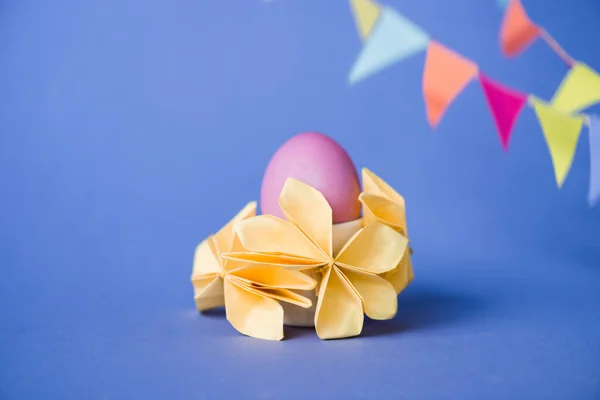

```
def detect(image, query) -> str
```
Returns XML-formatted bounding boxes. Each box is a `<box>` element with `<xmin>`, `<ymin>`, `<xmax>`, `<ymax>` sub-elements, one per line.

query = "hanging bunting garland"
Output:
<box><xmin>346</xmin><ymin>0</ymin><xmax>600</xmax><ymax>204</ymax></box>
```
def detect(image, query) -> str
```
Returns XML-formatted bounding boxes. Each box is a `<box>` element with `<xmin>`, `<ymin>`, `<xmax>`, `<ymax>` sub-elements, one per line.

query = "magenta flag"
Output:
<box><xmin>479</xmin><ymin>73</ymin><xmax>528</xmax><ymax>150</ymax></box>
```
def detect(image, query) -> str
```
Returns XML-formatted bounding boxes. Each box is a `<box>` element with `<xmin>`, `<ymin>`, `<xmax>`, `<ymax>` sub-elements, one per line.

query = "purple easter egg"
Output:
<box><xmin>260</xmin><ymin>132</ymin><xmax>361</xmax><ymax>224</ymax></box>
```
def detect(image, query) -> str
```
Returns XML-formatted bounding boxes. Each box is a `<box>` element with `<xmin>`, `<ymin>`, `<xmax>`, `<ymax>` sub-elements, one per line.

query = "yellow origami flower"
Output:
<box><xmin>191</xmin><ymin>201</ymin><xmax>316</xmax><ymax>341</ymax></box>
<box><xmin>191</xmin><ymin>202</ymin><xmax>257</xmax><ymax>312</ymax></box>
<box><xmin>359</xmin><ymin>168</ymin><xmax>414</xmax><ymax>294</ymax></box>
<box><xmin>222</xmin><ymin>179</ymin><xmax>408</xmax><ymax>340</ymax></box>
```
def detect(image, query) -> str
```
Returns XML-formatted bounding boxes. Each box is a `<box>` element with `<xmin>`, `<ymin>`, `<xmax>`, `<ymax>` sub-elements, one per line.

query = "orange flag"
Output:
<box><xmin>422</xmin><ymin>41</ymin><xmax>478</xmax><ymax>128</ymax></box>
<box><xmin>500</xmin><ymin>0</ymin><xmax>541</xmax><ymax>57</ymax></box>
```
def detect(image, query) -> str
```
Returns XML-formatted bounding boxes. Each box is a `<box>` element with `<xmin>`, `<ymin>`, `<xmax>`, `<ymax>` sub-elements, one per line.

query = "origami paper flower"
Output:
<box><xmin>358</xmin><ymin>168</ymin><xmax>414</xmax><ymax>294</ymax></box>
<box><xmin>191</xmin><ymin>201</ymin><xmax>316</xmax><ymax>341</ymax></box>
<box><xmin>191</xmin><ymin>202</ymin><xmax>257</xmax><ymax>312</ymax></box>
<box><xmin>222</xmin><ymin>178</ymin><xmax>408</xmax><ymax>340</ymax></box>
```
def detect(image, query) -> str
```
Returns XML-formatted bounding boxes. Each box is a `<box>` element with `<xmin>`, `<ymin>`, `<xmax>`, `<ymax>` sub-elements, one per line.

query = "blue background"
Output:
<box><xmin>1</xmin><ymin>0</ymin><xmax>599</xmax><ymax>398</ymax></box>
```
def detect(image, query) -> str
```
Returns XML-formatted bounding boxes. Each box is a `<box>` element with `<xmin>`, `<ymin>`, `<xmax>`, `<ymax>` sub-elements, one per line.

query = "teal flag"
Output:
<box><xmin>349</xmin><ymin>7</ymin><xmax>430</xmax><ymax>85</ymax></box>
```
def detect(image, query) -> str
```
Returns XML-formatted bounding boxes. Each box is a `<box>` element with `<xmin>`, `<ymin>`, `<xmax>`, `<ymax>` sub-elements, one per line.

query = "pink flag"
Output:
<box><xmin>479</xmin><ymin>73</ymin><xmax>527</xmax><ymax>150</ymax></box>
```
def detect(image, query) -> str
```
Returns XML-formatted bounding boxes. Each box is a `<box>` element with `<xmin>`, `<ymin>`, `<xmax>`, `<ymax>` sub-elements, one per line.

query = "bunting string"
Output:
<box><xmin>348</xmin><ymin>0</ymin><xmax>600</xmax><ymax>206</ymax></box>
<box><xmin>498</xmin><ymin>0</ymin><xmax>575</xmax><ymax>66</ymax></box>
<box><xmin>540</xmin><ymin>30</ymin><xmax>575</xmax><ymax>67</ymax></box>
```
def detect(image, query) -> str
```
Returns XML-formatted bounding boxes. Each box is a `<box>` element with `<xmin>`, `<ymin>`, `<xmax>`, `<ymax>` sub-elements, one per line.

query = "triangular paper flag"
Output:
<box><xmin>350</xmin><ymin>0</ymin><xmax>381</xmax><ymax>41</ymax></box>
<box><xmin>479</xmin><ymin>73</ymin><xmax>527</xmax><ymax>150</ymax></box>
<box><xmin>551</xmin><ymin>63</ymin><xmax>600</xmax><ymax>114</ymax></box>
<box><xmin>530</xmin><ymin>96</ymin><xmax>584</xmax><ymax>188</ymax></box>
<box><xmin>349</xmin><ymin>7</ymin><xmax>430</xmax><ymax>85</ymax></box>
<box><xmin>588</xmin><ymin>116</ymin><xmax>600</xmax><ymax>206</ymax></box>
<box><xmin>422</xmin><ymin>41</ymin><xmax>478</xmax><ymax>128</ymax></box>
<box><xmin>500</xmin><ymin>0</ymin><xmax>541</xmax><ymax>57</ymax></box>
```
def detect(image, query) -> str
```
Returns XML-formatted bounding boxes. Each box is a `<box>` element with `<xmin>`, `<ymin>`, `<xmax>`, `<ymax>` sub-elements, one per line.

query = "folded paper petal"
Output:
<box><xmin>381</xmin><ymin>248</ymin><xmax>414</xmax><ymax>294</ymax></box>
<box><xmin>407</xmin><ymin>255</ymin><xmax>414</xmax><ymax>281</ymax></box>
<box><xmin>234</xmin><ymin>215</ymin><xmax>325</xmax><ymax>261</ymax></box>
<box><xmin>359</xmin><ymin>168</ymin><xmax>408</xmax><ymax>236</ymax></box>
<box><xmin>332</xmin><ymin>219</ymin><xmax>364</xmax><ymax>257</ymax></box>
<box><xmin>221</xmin><ymin>251</ymin><xmax>326</xmax><ymax>270</ymax></box>
<box><xmin>229</xmin><ymin>264</ymin><xmax>316</xmax><ymax>291</ymax></box>
<box><xmin>314</xmin><ymin>267</ymin><xmax>364</xmax><ymax>340</ymax></box>
<box><xmin>222</xmin><ymin>232</ymin><xmax>247</xmax><ymax>273</ymax></box>
<box><xmin>192</xmin><ymin>202</ymin><xmax>256</xmax><ymax>276</ymax></box>
<box><xmin>279</xmin><ymin>178</ymin><xmax>333</xmax><ymax>258</ymax></box>
<box><xmin>362</xmin><ymin>168</ymin><xmax>404</xmax><ymax>203</ymax></box>
<box><xmin>224</xmin><ymin>278</ymin><xmax>284</xmax><ymax>341</ymax></box>
<box><xmin>192</xmin><ymin>274</ymin><xmax>225</xmax><ymax>311</ymax></box>
<box><xmin>359</xmin><ymin>168</ymin><xmax>413</xmax><ymax>294</ymax></box>
<box><xmin>361</xmin><ymin>168</ymin><xmax>407</xmax><ymax>234</ymax></box>
<box><xmin>228</xmin><ymin>273</ymin><xmax>314</xmax><ymax>308</ymax></box>
<box><xmin>247</xmin><ymin>286</ymin><xmax>313</xmax><ymax>309</ymax></box>
<box><xmin>335</xmin><ymin>222</ymin><xmax>407</xmax><ymax>274</ymax></box>
<box><xmin>192</xmin><ymin>237</ymin><xmax>222</xmax><ymax>276</ymax></box>
<box><xmin>359</xmin><ymin>193</ymin><xmax>407</xmax><ymax>234</ymax></box>
<box><xmin>214</xmin><ymin>202</ymin><xmax>257</xmax><ymax>260</ymax></box>
<box><xmin>341</xmin><ymin>268</ymin><xmax>397</xmax><ymax>320</ymax></box>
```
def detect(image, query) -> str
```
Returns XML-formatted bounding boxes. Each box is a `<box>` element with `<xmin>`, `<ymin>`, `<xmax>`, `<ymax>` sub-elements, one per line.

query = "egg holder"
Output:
<box><xmin>190</xmin><ymin>168</ymin><xmax>413</xmax><ymax>341</ymax></box>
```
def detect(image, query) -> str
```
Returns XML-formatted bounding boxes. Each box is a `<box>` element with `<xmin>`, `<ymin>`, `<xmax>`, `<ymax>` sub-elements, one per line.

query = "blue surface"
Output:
<box><xmin>1</xmin><ymin>0</ymin><xmax>600</xmax><ymax>398</ymax></box>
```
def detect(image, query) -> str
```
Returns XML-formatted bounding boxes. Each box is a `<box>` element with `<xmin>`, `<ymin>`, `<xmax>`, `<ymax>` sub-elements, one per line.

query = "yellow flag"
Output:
<box><xmin>551</xmin><ymin>63</ymin><xmax>600</xmax><ymax>114</ymax></box>
<box><xmin>531</xmin><ymin>96</ymin><xmax>584</xmax><ymax>188</ymax></box>
<box><xmin>349</xmin><ymin>0</ymin><xmax>381</xmax><ymax>40</ymax></box>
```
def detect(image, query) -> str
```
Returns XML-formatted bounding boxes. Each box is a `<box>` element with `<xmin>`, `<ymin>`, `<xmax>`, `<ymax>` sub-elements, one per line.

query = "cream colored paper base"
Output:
<box><xmin>283</xmin><ymin>218</ymin><xmax>363</xmax><ymax>327</ymax></box>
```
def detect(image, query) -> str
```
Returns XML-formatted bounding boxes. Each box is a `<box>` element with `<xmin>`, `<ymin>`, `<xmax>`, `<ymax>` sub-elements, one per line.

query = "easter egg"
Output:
<box><xmin>260</xmin><ymin>132</ymin><xmax>361</xmax><ymax>224</ymax></box>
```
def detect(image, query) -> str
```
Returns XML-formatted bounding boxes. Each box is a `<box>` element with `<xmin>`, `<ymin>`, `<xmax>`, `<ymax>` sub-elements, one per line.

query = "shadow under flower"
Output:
<box><xmin>284</xmin><ymin>326</ymin><xmax>317</xmax><ymax>339</ymax></box>
<box><xmin>200</xmin><ymin>307</ymin><xmax>226</xmax><ymax>318</ymax></box>
<box><xmin>361</xmin><ymin>285</ymin><xmax>489</xmax><ymax>338</ymax></box>
<box><xmin>198</xmin><ymin>285</ymin><xmax>489</xmax><ymax>339</ymax></box>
